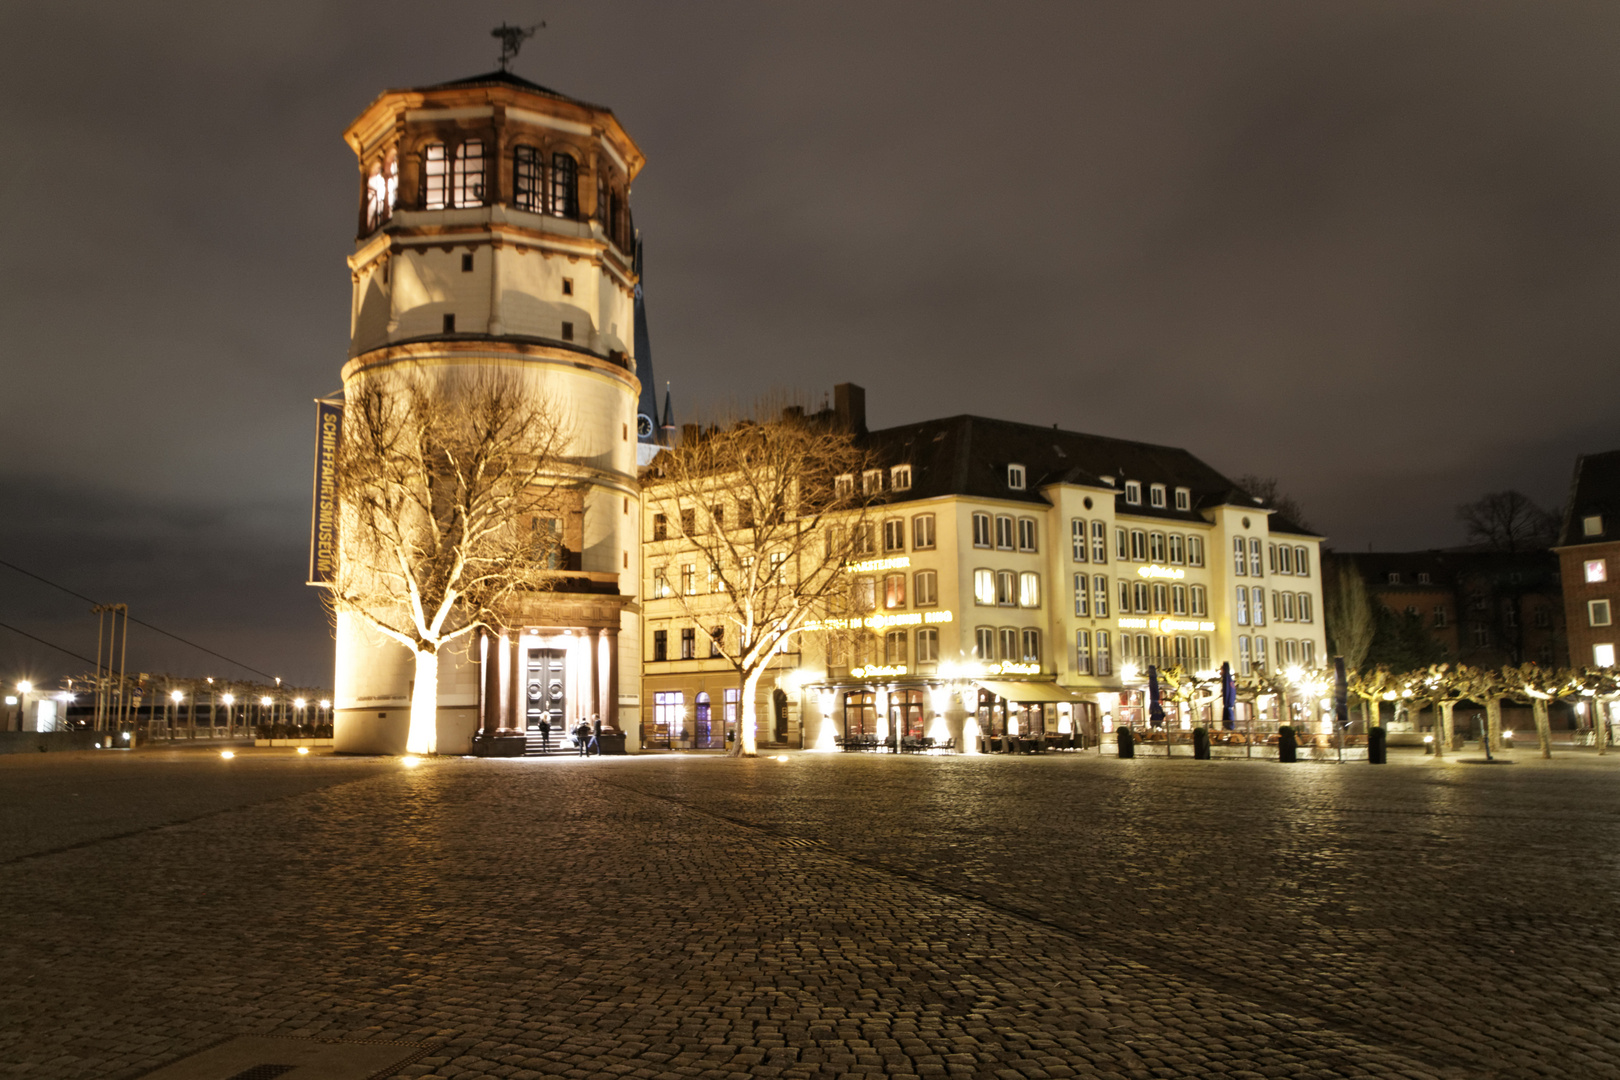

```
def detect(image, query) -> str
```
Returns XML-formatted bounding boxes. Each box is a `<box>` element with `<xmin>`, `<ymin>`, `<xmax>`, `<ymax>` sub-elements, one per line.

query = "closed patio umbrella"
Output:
<box><xmin>1221</xmin><ymin>661</ymin><xmax>1236</xmax><ymax>731</ymax></box>
<box><xmin>1148</xmin><ymin>665</ymin><xmax>1168</xmax><ymax>757</ymax></box>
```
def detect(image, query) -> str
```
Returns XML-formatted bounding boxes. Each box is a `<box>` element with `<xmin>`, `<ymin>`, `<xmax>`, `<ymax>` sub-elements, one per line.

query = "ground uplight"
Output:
<box><xmin>774</xmin><ymin>755</ymin><xmax>790</xmax><ymax>762</ymax></box>
<box><xmin>220</xmin><ymin>750</ymin><xmax>235</xmax><ymax>760</ymax></box>
<box><xmin>401</xmin><ymin>755</ymin><xmax>421</xmax><ymax>768</ymax></box>
<box><xmin>296</xmin><ymin>746</ymin><xmax>310</xmax><ymax>755</ymax></box>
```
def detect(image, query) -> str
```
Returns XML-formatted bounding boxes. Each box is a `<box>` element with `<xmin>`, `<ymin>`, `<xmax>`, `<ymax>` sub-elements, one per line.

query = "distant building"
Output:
<box><xmin>1555</xmin><ymin>450</ymin><xmax>1620</xmax><ymax>669</ymax></box>
<box><xmin>639</xmin><ymin>385</ymin><xmax>1327</xmax><ymax>751</ymax></box>
<box><xmin>1326</xmin><ymin>549</ymin><xmax>1564</xmax><ymax>670</ymax></box>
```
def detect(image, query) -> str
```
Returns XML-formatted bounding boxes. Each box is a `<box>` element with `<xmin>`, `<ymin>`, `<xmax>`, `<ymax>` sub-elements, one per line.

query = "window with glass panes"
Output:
<box><xmin>995</xmin><ymin>516</ymin><xmax>1015</xmax><ymax>549</ymax></box>
<box><xmin>1118</xmin><ymin>579</ymin><xmax>1131</xmax><ymax>613</ymax></box>
<box><xmin>913</xmin><ymin>514</ymin><xmax>936</xmax><ymax>549</ymax></box>
<box><xmin>914</xmin><ymin>570</ymin><xmax>937</xmax><ymax>607</ymax></box>
<box><xmin>997</xmin><ymin>570</ymin><xmax>1016</xmax><ymax>606</ymax></box>
<box><xmin>883</xmin><ymin>573</ymin><xmax>906</xmax><ymax>609</ymax></box>
<box><xmin>1151</xmin><ymin>583</ymin><xmax>1168</xmax><ymax>614</ymax></box>
<box><xmin>883</xmin><ymin>519</ymin><xmax>905</xmax><ymax>553</ymax></box>
<box><xmin>453</xmin><ymin>140</ymin><xmax>485</xmax><ymax>206</ymax></box>
<box><xmin>1018</xmin><ymin>518</ymin><xmax>1038</xmax><ymax>551</ymax></box>
<box><xmin>549</xmin><ymin>152</ymin><xmax>577</xmax><ymax>217</ymax></box>
<box><xmin>1171</xmin><ymin>584</ymin><xmax>1187</xmax><ymax>615</ymax></box>
<box><xmin>1236</xmin><ymin>587</ymin><xmax>1249</xmax><ymax>625</ymax></box>
<box><xmin>1072</xmin><ymin>519</ymin><xmax>1088</xmax><ymax>561</ymax></box>
<box><xmin>1130</xmin><ymin>530</ymin><xmax>1148</xmax><ymax>561</ymax></box>
<box><xmin>1251</xmin><ymin>586</ymin><xmax>1266</xmax><ymax>625</ymax></box>
<box><xmin>975</xmin><ymin>626</ymin><xmax>995</xmax><ymax>659</ymax></box>
<box><xmin>884</xmin><ymin>630</ymin><xmax>908</xmax><ymax>665</ymax></box>
<box><xmin>1093</xmin><ymin>575</ymin><xmax>1109</xmax><ymax>616</ymax></box>
<box><xmin>1187</xmin><ymin>535</ymin><xmax>1204</xmax><ymax>566</ymax></box>
<box><xmin>972</xmin><ymin>513</ymin><xmax>992</xmax><ymax>547</ymax></box>
<box><xmin>1233</xmin><ymin>537</ymin><xmax>1247</xmax><ymax>575</ymax></box>
<box><xmin>1190</xmin><ymin>585</ymin><xmax>1207</xmax><ymax>617</ymax></box>
<box><xmin>974</xmin><ymin>568</ymin><xmax>995</xmax><ymax>605</ymax></box>
<box><xmin>1116</xmin><ymin>527</ymin><xmax>1128</xmax><ymax>559</ymax></box>
<box><xmin>1133</xmin><ymin>582</ymin><xmax>1150</xmax><ymax>613</ymax></box>
<box><xmin>652</xmin><ymin>629</ymin><xmax>668</xmax><ymax>661</ymax></box>
<box><xmin>1168</xmin><ymin>534</ymin><xmax>1184</xmax><ymax>564</ymax></box>
<box><xmin>1019</xmin><ymin>572</ymin><xmax>1041</xmax><ymax>608</ymax></box>
<box><xmin>998</xmin><ymin>627</ymin><xmax>1018</xmax><ymax>660</ymax></box>
<box><xmin>1021</xmin><ymin>628</ymin><xmax>1041</xmax><ymax>663</ymax></box>
<box><xmin>422</xmin><ymin>143</ymin><xmax>448</xmax><ymax>209</ymax></box>
<box><xmin>1095</xmin><ymin>630</ymin><xmax>1112</xmax><ymax>674</ymax></box>
<box><xmin>514</xmin><ymin>146</ymin><xmax>543</xmax><ymax>212</ymax></box>
<box><xmin>1250</xmin><ymin>538</ymin><xmax>1264</xmax><ymax>576</ymax></box>
<box><xmin>1092</xmin><ymin>521</ymin><xmax>1108</xmax><ymax>562</ymax></box>
<box><xmin>1073</xmin><ymin>573</ymin><xmax>1088</xmax><ymax>616</ymax></box>
<box><xmin>1294</xmin><ymin>546</ymin><xmax>1310</xmax><ymax>576</ymax></box>
<box><xmin>916</xmin><ymin>628</ymin><xmax>939</xmax><ymax>662</ymax></box>
<box><xmin>679</xmin><ymin>627</ymin><xmax>695</xmax><ymax>659</ymax></box>
<box><xmin>1298</xmin><ymin>593</ymin><xmax>1312</xmax><ymax>622</ymax></box>
<box><xmin>1076</xmin><ymin>630</ymin><xmax>1092</xmax><ymax>673</ymax></box>
<box><xmin>1149</xmin><ymin>533</ymin><xmax>1166</xmax><ymax>561</ymax></box>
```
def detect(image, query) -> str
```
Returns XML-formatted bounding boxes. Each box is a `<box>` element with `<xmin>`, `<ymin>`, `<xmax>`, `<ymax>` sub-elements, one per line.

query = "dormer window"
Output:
<box><xmin>862</xmin><ymin>469</ymin><xmax>884</xmax><ymax>495</ymax></box>
<box><xmin>1149</xmin><ymin>484</ymin><xmax>1166</xmax><ymax>508</ymax></box>
<box><xmin>1585</xmin><ymin>515</ymin><xmax>1604</xmax><ymax>537</ymax></box>
<box><xmin>1417</xmin><ymin>572</ymin><xmax>1431</xmax><ymax>585</ymax></box>
<box><xmin>835</xmin><ymin>474</ymin><xmax>854</xmax><ymax>501</ymax></box>
<box><xmin>891</xmin><ymin>465</ymin><xmax>912</xmax><ymax>491</ymax></box>
<box><xmin>1007</xmin><ymin>464</ymin><xmax>1026</xmax><ymax>490</ymax></box>
<box><xmin>1174</xmin><ymin>487</ymin><xmax>1190</xmax><ymax>511</ymax></box>
<box><xmin>1124</xmin><ymin>481</ymin><xmax>1141</xmax><ymax>505</ymax></box>
<box><xmin>1388</xmin><ymin>572</ymin><xmax>1401</xmax><ymax>584</ymax></box>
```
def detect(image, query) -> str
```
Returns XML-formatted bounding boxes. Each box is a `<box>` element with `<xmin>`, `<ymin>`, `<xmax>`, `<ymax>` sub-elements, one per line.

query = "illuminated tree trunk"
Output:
<box><xmin>1437</xmin><ymin>700</ymin><xmax>1454</xmax><ymax>755</ymax></box>
<box><xmin>407</xmin><ymin>648</ymin><xmax>439</xmax><ymax>754</ymax></box>
<box><xmin>1598</xmin><ymin>702</ymin><xmax>1609</xmax><ymax>756</ymax></box>
<box><xmin>1485</xmin><ymin>697</ymin><xmax>1503</xmax><ymax>751</ymax></box>
<box><xmin>732</xmin><ymin>667</ymin><xmax>764</xmax><ymax>758</ymax></box>
<box><xmin>1532</xmin><ymin>698</ymin><xmax>1552</xmax><ymax>759</ymax></box>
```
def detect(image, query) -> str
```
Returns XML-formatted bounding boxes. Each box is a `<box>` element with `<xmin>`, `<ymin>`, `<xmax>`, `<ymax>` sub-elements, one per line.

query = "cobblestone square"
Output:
<box><xmin>4</xmin><ymin>746</ymin><xmax>1620</xmax><ymax>1079</ymax></box>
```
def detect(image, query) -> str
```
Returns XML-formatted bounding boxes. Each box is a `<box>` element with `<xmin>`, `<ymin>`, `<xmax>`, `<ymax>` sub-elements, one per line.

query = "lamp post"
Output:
<box><xmin>221</xmin><ymin>692</ymin><xmax>235</xmax><ymax>737</ymax></box>
<box><xmin>261</xmin><ymin>696</ymin><xmax>273</xmax><ymax>738</ymax></box>
<box><xmin>16</xmin><ymin>681</ymin><xmax>32</xmax><ymax>732</ymax></box>
<box><xmin>170</xmin><ymin>689</ymin><xmax>184</xmax><ymax>742</ymax></box>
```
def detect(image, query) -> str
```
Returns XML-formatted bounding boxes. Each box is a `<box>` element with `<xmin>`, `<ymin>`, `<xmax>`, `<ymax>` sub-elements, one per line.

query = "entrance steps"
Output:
<box><xmin>524</xmin><ymin>730</ymin><xmax>585</xmax><ymax>757</ymax></box>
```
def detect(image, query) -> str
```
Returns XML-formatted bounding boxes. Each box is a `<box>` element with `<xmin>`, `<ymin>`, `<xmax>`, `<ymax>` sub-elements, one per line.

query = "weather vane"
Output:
<box><xmin>493</xmin><ymin>22</ymin><xmax>544</xmax><ymax>71</ymax></box>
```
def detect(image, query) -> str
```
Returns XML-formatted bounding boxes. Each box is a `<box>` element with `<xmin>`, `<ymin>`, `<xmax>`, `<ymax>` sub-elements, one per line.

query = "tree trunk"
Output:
<box><xmin>1437</xmin><ymin>701</ymin><xmax>1454</xmax><ymax>756</ymax></box>
<box><xmin>1485</xmin><ymin>697</ymin><xmax>1502</xmax><ymax>752</ymax></box>
<box><xmin>731</xmin><ymin>668</ymin><xmax>763</xmax><ymax>757</ymax></box>
<box><xmin>1598</xmin><ymin>701</ymin><xmax>1609</xmax><ymax>756</ymax></box>
<box><xmin>406</xmin><ymin>647</ymin><xmax>439</xmax><ymax>754</ymax></box>
<box><xmin>1533</xmin><ymin>698</ymin><xmax>1552</xmax><ymax>759</ymax></box>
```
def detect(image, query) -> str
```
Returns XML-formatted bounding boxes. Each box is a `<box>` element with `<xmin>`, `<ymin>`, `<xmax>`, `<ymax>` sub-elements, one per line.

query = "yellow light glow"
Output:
<box><xmin>296</xmin><ymin>746</ymin><xmax>310</xmax><ymax>755</ymax></box>
<box><xmin>844</xmin><ymin>555</ymin><xmax>910</xmax><ymax>574</ymax></box>
<box><xmin>260</xmin><ymin>696</ymin><xmax>273</xmax><ymax>707</ymax></box>
<box><xmin>319</xmin><ymin>699</ymin><xmax>331</xmax><ymax>708</ymax></box>
<box><xmin>294</xmin><ymin>698</ymin><xmax>306</xmax><ymax>709</ymax></box>
<box><xmin>170</xmin><ymin>690</ymin><xmax>184</xmax><ymax>702</ymax></box>
<box><xmin>1120</xmin><ymin>663</ymin><xmax>1140</xmax><ymax>682</ymax></box>
<box><xmin>1136</xmin><ymin>565</ymin><xmax>1186</xmax><ymax>580</ymax></box>
<box><xmin>220</xmin><ymin>750</ymin><xmax>235</xmax><ymax>759</ymax></box>
<box><xmin>1116</xmin><ymin>617</ymin><xmax>1214</xmax><ymax>633</ymax></box>
<box><xmin>16</xmin><ymin>681</ymin><xmax>31</xmax><ymax>694</ymax></box>
<box><xmin>851</xmin><ymin>665</ymin><xmax>907</xmax><ymax>678</ymax></box>
<box><xmin>401</xmin><ymin>755</ymin><xmax>421</xmax><ymax>767</ymax></box>
<box><xmin>221</xmin><ymin>694</ymin><xmax>235</xmax><ymax>706</ymax></box>
<box><xmin>774</xmin><ymin>754</ymin><xmax>789</xmax><ymax>762</ymax></box>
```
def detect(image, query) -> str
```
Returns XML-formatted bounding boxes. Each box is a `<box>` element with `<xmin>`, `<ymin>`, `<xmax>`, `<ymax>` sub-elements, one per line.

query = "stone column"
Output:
<box><xmin>602</xmin><ymin>628</ymin><xmax>618</xmax><ymax>728</ymax></box>
<box><xmin>481</xmin><ymin>631</ymin><xmax>501</xmax><ymax>737</ymax></box>
<box><xmin>506</xmin><ymin>636</ymin><xmax>523</xmax><ymax>733</ymax></box>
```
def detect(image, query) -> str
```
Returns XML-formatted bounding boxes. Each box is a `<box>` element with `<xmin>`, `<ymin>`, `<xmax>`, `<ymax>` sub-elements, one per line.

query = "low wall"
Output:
<box><xmin>0</xmin><ymin>731</ymin><xmax>105</xmax><ymax>754</ymax></box>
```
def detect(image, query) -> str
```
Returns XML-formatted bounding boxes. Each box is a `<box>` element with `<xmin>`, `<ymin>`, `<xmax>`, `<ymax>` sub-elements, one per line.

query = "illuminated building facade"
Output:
<box><xmin>1556</xmin><ymin>450</ymin><xmax>1620</xmax><ymax>670</ymax></box>
<box><xmin>331</xmin><ymin>71</ymin><xmax>647</xmax><ymax>754</ymax></box>
<box><xmin>638</xmin><ymin>386</ymin><xmax>1327</xmax><ymax>751</ymax></box>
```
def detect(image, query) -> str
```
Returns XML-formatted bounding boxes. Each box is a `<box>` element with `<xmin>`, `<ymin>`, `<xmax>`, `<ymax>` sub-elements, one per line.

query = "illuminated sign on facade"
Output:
<box><xmin>1136</xmin><ymin>565</ymin><xmax>1186</xmax><ymax>580</ymax></box>
<box><xmin>1118</xmin><ymin>617</ymin><xmax>1216</xmax><ymax>633</ymax></box>
<box><xmin>812</xmin><ymin>609</ymin><xmax>955</xmax><ymax>631</ymax></box>
<box><xmin>987</xmin><ymin>661</ymin><xmax>1041</xmax><ymax>675</ymax></box>
<box><xmin>844</xmin><ymin>556</ymin><xmax>910</xmax><ymax>574</ymax></box>
<box><xmin>850</xmin><ymin>665</ymin><xmax>907</xmax><ymax>678</ymax></box>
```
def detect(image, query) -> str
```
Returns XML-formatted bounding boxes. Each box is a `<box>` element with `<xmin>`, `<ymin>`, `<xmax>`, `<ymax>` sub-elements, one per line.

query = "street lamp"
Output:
<box><xmin>16</xmin><ymin>681</ymin><xmax>32</xmax><ymax>732</ymax></box>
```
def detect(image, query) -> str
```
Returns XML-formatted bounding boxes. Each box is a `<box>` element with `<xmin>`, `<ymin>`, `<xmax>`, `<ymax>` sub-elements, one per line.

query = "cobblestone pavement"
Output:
<box><xmin>5</xmin><ymin>746</ymin><xmax>1620</xmax><ymax>1079</ymax></box>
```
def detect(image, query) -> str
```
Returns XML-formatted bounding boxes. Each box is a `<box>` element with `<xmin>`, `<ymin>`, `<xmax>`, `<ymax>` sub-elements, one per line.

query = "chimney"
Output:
<box><xmin>833</xmin><ymin>383</ymin><xmax>866</xmax><ymax>436</ymax></box>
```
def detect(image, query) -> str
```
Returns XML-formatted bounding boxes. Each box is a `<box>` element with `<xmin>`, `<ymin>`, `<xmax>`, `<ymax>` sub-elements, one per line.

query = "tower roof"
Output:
<box><xmin>413</xmin><ymin>70</ymin><xmax>610</xmax><ymax>112</ymax></box>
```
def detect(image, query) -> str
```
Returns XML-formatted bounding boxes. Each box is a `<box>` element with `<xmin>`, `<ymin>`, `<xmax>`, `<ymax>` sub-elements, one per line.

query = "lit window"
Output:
<box><xmin>1585</xmin><ymin>515</ymin><xmax>1604</xmax><ymax>537</ymax></box>
<box><xmin>974</xmin><ymin>568</ymin><xmax>996</xmax><ymax>606</ymax></box>
<box><xmin>1075</xmin><ymin>630</ymin><xmax>1091</xmax><ymax>674</ymax></box>
<box><xmin>884</xmin><ymin>573</ymin><xmax>907</xmax><ymax>610</ymax></box>
<box><xmin>1149</xmin><ymin>484</ymin><xmax>1166</xmax><ymax>508</ymax></box>
<box><xmin>1071</xmin><ymin>518</ymin><xmax>1088</xmax><ymax>562</ymax></box>
<box><xmin>913</xmin><ymin>514</ymin><xmax>936</xmax><ymax>549</ymax></box>
<box><xmin>1596</xmin><ymin>643</ymin><xmax>1616</xmax><ymax>667</ymax></box>
<box><xmin>995</xmin><ymin>516</ymin><xmax>1015</xmax><ymax>550</ymax></box>
<box><xmin>1014</xmin><ymin>517</ymin><xmax>1036</xmax><ymax>552</ymax></box>
<box><xmin>1591</xmin><ymin>600</ymin><xmax>1612</xmax><ymax>627</ymax></box>
<box><xmin>891</xmin><ymin>465</ymin><xmax>912</xmax><ymax>491</ymax></box>
<box><xmin>997</xmin><ymin>570</ymin><xmax>1017</xmax><ymax>606</ymax></box>
<box><xmin>862</xmin><ymin>469</ymin><xmax>884</xmax><ymax>495</ymax></box>
<box><xmin>1073</xmin><ymin>573</ymin><xmax>1089</xmax><ymax>616</ymax></box>
<box><xmin>1019</xmin><ymin>572</ymin><xmax>1041</xmax><ymax>608</ymax></box>
<box><xmin>1124</xmin><ymin>480</ymin><xmax>1141</xmax><ymax>505</ymax></box>
<box><xmin>549</xmin><ymin>152</ymin><xmax>578</xmax><ymax>218</ymax></box>
<box><xmin>972</xmin><ymin>513</ymin><xmax>993</xmax><ymax>548</ymax></box>
<box><xmin>1092</xmin><ymin>521</ymin><xmax>1108</xmax><ymax>563</ymax></box>
<box><xmin>1236</xmin><ymin>587</ymin><xmax>1249</xmax><ymax>626</ymax></box>
<box><xmin>681</xmin><ymin>564</ymin><xmax>695</xmax><ymax>595</ymax></box>
<box><xmin>914</xmin><ymin>570</ymin><xmax>938</xmax><ymax>607</ymax></box>
<box><xmin>364</xmin><ymin>152</ymin><xmax>396</xmax><ymax>232</ymax></box>
<box><xmin>1007</xmin><ymin>464</ymin><xmax>1026</xmax><ymax>490</ymax></box>
<box><xmin>680</xmin><ymin>627</ymin><xmax>696</xmax><ymax>659</ymax></box>
<box><xmin>1187</xmin><ymin>536</ymin><xmax>1204</xmax><ymax>567</ymax></box>
<box><xmin>1587</xmin><ymin>560</ymin><xmax>1608</xmax><ymax>584</ymax></box>
<box><xmin>422</xmin><ymin>143</ymin><xmax>448</xmax><ymax>209</ymax></box>
<box><xmin>1189</xmin><ymin>585</ymin><xmax>1207</xmax><ymax>617</ymax></box>
<box><xmin>452</xmin><ymin>140</ymin><xmax>486</xmax><ymax>207</ymax></box>
<box><xmin>653</xmin><ymin>567</ymin><xmax>670</xmax><ymax>599</ymax></box>
<box><xmin>1174</xmin><ymin>487</ymin><xmax>1190</xmax><ymax>511</ymax></box>
<box><xmin>514</xmin><ymin>145</ymin><xmax>543</xmax><ymax>212</ymax></box>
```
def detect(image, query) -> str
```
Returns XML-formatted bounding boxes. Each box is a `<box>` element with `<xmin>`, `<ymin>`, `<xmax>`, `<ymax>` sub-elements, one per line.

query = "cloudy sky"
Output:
<box><xmin>2</xmin><ymin>2</ymin><xmax>1617</xmax><ymax>688</ymax></box>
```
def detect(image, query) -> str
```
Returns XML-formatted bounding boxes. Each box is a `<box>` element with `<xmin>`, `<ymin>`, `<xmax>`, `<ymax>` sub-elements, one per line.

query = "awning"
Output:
<box><xmin>974</xmin><ymin>680</ymin><xmax>1083</xmax><ymax>704</ymax></box>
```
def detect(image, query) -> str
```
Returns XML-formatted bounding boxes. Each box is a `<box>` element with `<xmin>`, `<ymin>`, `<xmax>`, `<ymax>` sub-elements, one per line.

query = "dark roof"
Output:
<box><xmin>1331</xmin><ymin>548</ymin><xmax>1558</xmax><ymax>589</ymax></box>
<box><xmin>1559</xmin><ymin>450</ymin><xmax>1620</xmax><ymax>546</ymax></box>
<box><xmin>863</xmin><ymin>414</ymin><xmax>1315</xmax><ymax>535</ymax></box>
<box><xmin>413</xmin><ymin>70</ymin><xmax>610</xmax><ymax>113</ymax></box>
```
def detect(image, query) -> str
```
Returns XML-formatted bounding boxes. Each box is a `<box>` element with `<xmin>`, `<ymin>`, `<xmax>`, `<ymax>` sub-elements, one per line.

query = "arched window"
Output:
<box><xmin>453</xmin><ymin>139</ymin><xmax>485</xmax><ymax>207</ymax></box>
<box><xmin>549</xmin><ymin>152</ymin><xmax>578</xmax><ymax>218</ymax></box>
<box><xmin>422</xmin><ymin>143</ymin><xmax>448</xmax><ymax>209</ymax></box>
<box><xmin>513</xmin><ymin>146</ymin><xmax>543</xmax><ymax>212</ymax></box>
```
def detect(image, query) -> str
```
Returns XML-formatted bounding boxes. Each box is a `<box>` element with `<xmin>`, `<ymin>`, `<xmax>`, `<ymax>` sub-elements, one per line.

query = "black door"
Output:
<box><xmin>525</xmin><ymin>648</ymin><xmax>566</xmax><ymax>731</ymax></box>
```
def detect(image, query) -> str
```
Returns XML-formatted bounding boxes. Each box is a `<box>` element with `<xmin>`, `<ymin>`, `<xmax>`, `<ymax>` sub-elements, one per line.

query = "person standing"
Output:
<box><xmin>539</xmin><ymin>714</ymin><xmax>551</xmax><ymax>753</ymax></box>
<box><xmin>575</xmin><ymin>717</ymin><xmax>591</xmax><ymax>757</ymax></box>
<box><xmin>590</xmin><ymin>714</ymin><xmax>602</xmax><ymax>756</ymax></box>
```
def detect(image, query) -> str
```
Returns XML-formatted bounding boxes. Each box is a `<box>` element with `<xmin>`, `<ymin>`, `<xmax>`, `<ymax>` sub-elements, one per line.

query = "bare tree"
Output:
<box><xmin>1234</xmin><ymin>474</ymin><xmax>1313</xmax><ymax>532</ymax></box>
<box><xmin>643</xmin><ymin>402</ymin><xmax>875</xmax><ymax>756</ymax></box>
<box><xmin>1456</xmin><ymin>490</ymin><xmax>1558</xmax><ymax>553</ymax></box>
<box><xmin>1324</xmin><ymin>556</ymin><xmax>1376</xmax><ymax>672</ymax></box>
<box><xmin>328</xmin><ymin>370</ymin><xmax>573</xmax><ymax>754</ymax></box>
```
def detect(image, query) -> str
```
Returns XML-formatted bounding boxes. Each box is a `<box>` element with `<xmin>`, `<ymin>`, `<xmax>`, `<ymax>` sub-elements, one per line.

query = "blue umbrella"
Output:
<box><xmin>1221</xmin><ymin>661</ymin><xmax>1236</xmax><ymax>731</ymax></box>
<box><xmin>1148</xmin><ymin>665</ymin><xmax>1166</xmax><ymax>728</ymax></box>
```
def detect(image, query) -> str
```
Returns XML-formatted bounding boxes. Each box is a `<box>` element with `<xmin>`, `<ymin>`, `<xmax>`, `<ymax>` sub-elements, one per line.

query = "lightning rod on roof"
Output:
<box><xmin>493</xmin><ymin>22</ymin><xmax>545</xmax><ymax>71</ymax></box>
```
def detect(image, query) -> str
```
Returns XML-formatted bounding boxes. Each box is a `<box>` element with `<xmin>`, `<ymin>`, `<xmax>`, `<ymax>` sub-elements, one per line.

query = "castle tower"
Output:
<box><xmin>333</xmin><ymin>70</ymin><xmax>646</xmax><ymax>754</ymax></box>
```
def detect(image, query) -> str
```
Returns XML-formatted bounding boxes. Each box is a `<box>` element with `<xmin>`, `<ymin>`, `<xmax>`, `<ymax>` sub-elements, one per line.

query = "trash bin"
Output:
<box><xmin>1117</xmin><ymin>726</ymin><xmax>1135</xmax><ymax>759</ymax></box>
<box><xmin>1368</xmin><ymin>726</ymin><xmax>1387</xmax><ymax>765</ymax></box>
<box><xmin>1278</xmin><ymin>725</ymin><xmax>1298</xmax><ymax>763</ymax></box>
<box><xmin>1192</xmin><ymin>726</ymin><xmax>1210</xmax><ymax>760</ymax></box>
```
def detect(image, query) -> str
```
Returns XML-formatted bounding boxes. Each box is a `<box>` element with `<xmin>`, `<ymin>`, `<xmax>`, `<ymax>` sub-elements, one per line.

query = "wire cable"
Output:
<box><xmin>0</xmin><ymin>557</ymin><xmax>277</xmax><ymax>679</ymax></box>
<box><xmin>0</xmin><ymin>619</ymin><xmax>99</xmax><ymax>667</ymax></box>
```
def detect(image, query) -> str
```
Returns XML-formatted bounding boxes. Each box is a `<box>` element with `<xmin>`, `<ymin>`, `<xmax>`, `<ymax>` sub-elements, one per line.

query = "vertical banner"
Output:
<box><xmin>307</xmin><ymin>398</ymin><xmax>343</xmax><ymax>586</ymax></box>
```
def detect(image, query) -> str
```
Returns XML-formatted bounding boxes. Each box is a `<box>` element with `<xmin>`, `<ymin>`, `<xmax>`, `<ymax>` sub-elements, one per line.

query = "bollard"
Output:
<box><xmin>1117</xmin><ymin>726</ymin><xmax>1135</xmax><ymax>759</ymax></box>
<box><xmin>1192</xmin><ymin>726</ymin><xmax>1210</xmax><ymax>760</ymax></box>
<box><xmin>1278</xmin><ymin>724</ymin><xmax>1298</xmax><ymax>763</ymax></box>
<box><xmin>1368</xmin><ymin>726</ymin><xmax>1387</xmax><ymax>764</ymax></box>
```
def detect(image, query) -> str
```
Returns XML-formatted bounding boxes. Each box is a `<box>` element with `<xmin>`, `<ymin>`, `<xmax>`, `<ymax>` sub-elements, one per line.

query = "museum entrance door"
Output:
<box><xmin>525</xmin><ymin>648</ymin><xmax>566</xmax><ymax>732</ymax></box>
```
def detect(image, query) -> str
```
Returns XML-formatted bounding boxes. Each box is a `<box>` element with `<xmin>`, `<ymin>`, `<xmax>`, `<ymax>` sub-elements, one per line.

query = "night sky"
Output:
<box><xmin>3</xmin><ymin>2</ymin><xmax>1617</xmax><ymax>689</ymax></box>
